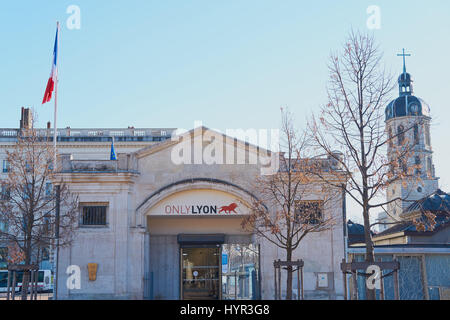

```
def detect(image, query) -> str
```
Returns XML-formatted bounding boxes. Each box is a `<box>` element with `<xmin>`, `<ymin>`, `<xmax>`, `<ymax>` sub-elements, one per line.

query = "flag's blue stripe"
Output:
<box><xmin>53</xmin><ymin>28</ymin><xmax>58</xmax><ymax>66</ymax></box>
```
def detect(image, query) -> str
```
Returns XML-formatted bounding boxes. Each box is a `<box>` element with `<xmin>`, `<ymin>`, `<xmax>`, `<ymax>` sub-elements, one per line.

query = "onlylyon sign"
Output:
<box><xmin>164</xmin><ymin>202</ymin><xmax>238</xmax><ymax>215</ymax></box>
<box><xmin>148</xmin><ymin>189</ymin><xmax>249</xmax><ymax>216</ymax></box>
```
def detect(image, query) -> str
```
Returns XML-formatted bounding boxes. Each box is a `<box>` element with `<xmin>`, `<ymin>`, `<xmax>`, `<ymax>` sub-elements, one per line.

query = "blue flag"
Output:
<box><xmin>110</xmin><ymin>137</ymin><xmax>117</xmax><ymax>160</ymax></box>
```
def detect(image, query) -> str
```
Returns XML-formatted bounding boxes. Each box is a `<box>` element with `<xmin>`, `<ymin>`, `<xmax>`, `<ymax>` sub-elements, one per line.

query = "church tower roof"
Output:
<box><xmin>385</xmin><ymin>49</ymin><xmax>431</xmax><ymax>121</ymax></box>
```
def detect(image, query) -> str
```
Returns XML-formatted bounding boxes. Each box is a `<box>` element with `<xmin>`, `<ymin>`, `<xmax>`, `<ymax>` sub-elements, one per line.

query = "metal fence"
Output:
<box><xmin>0</xmin><ymin>290</ymin><xmax>53</xmax><ymax>300</ymax></box>
<box><xmin>350</xmin><ymin>253</ymin><xmax>450</xmax><ymax>300</ymax></box>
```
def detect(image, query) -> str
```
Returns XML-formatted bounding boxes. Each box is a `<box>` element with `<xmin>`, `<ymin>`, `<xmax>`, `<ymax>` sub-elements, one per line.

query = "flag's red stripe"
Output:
<box><xmin>42</xmin><ymin>77</ymin><xmax>54</xmax><ymax>104</ymax></box>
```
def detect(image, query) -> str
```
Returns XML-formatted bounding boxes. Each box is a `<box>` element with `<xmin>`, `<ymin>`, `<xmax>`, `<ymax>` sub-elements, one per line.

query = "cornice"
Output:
<box><xmin>0</xmin><ymin>142</ymin><xmax>155</xmax><ymax>149</ymax></box>
<box><xmin>52</xmin><ymin>171</ymin><xmax>139</xmax><ymax>184</ymax></box>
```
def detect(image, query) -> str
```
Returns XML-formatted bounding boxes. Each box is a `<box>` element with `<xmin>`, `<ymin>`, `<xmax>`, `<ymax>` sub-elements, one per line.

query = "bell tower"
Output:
<box><xmin>384</xmin><ymin>49</ymin><xmax>439</xmax><ymax>221</ymax></box>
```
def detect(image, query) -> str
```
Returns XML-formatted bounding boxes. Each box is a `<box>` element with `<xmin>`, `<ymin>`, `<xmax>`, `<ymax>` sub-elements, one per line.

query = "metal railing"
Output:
<box><xmin>0</xmin><ymin>128</ymin><xmax>176</xmax><ymax>141</ymax></box>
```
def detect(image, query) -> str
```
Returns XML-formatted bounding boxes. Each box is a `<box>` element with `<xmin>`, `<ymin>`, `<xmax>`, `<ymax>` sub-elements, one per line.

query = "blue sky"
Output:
<box><xmin>1</xmin><ymin>1</ymin><xmax>449</xmax><ymax>222</ymax></box>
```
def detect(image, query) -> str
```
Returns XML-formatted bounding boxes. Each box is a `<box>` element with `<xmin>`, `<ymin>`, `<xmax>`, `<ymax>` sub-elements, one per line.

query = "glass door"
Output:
<box><xmin>181</xmin><ymin>247</ymin><xmax>220</xmax><ymax>300</ymax></box>
<box><xmin>221</xmin><ymin>244</ymin><xmax>260</xmax><ymax>300</ymax></box>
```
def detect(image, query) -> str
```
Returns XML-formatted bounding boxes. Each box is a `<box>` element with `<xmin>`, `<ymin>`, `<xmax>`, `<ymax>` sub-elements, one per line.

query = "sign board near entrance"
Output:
<box><xmin>164</xmin><ymin>203</ymin><xmax>238</xmax><ymax>215</ymax></box>
<box><xmin>148</xmin><ymin>189</ymin><xmax>250</xmax><ymax>216</ymax></box>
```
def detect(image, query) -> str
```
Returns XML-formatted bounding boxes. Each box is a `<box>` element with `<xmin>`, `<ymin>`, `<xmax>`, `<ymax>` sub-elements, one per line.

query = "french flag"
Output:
<box><xmin>42</xmin><ymin>26</ymin><xmax>58</xmax><ymax>104</ymax></box>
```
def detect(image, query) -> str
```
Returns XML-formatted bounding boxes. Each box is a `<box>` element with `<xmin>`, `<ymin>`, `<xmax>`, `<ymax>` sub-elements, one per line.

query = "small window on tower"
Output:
<box><xmin>388</xmin><ymin>127</ymin><xmax>393</xmax><ymax>147</ymax></box>
<box><xmin>427</xmin><ymin>157</ymin><xmax>433</xmax><ymax>177</ymax></box>
<box><xmin>397</xmin><ymin>125</ymin><xmax>405</xmax><ymax>146</ymax></box>
<box><xmin>413</xmin><ymin>124</ymin><xmax>419</xmax><ymax>144</ymax></box>
<box><xmin>415</xmin><ymin>156</ymin><xmax>421</xmax><ymax>175</ymax></box>
<box><xmin>425</xmin><ymin>124</ymin><xmax>431</xmax><ymax>145</ymax></box>
<box><xmin>398</xmin><ymin>158</ymin><xmax>407</xmax><ymax>174</ymax></box>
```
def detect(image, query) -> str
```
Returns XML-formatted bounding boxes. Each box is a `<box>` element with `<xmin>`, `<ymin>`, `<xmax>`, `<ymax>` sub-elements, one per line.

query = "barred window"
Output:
<box><xmin>81</xmin><ymin>205</ymin><xmax>107</xmax><ymax>226</ymax></box>
<box><xmin>294</xmin><ymin>200</ymin><xmax>323</xmax><ymax>225</ymax></box>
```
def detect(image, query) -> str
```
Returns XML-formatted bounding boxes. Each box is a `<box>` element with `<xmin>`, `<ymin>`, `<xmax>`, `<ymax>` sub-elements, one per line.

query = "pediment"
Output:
<box><xmin>134</xmin><ymin>126</ymin><xmax>273</xmax><ymax>160</ymax></box>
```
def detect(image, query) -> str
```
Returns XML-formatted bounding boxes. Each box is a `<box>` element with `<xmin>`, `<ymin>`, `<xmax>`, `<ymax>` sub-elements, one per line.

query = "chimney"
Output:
<box><xmin>20</xmin><ymin>107</ymin><xmax>33</xmax><ymax>129</ymax></box>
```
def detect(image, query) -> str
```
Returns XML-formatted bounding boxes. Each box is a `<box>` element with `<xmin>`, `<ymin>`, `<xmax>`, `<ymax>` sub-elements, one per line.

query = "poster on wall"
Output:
<box><xmin>222</xmin><ymin>252</ymin><xmax>228</xmax><ymax>274</ymax></box>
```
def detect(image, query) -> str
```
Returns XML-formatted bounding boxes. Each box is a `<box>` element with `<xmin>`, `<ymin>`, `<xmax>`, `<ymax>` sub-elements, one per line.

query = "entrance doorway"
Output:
<box><xmin>181</xmin><ymin>247</ymin><xmax>220</xmax><ymax>300</ymax></box>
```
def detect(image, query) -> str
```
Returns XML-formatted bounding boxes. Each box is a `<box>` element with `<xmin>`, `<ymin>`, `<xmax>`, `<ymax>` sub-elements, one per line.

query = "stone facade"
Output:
<box><xmin>1</xmin><ymin>124</ymin><xmax>346</xmax><ymax>300</ymax></box>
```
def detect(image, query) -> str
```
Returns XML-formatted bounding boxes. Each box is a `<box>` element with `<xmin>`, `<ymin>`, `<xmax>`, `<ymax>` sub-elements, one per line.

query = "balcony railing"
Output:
<box><xmin>0</xmin><ymin>128</ymin><xmax>176</xmax><ymax>142</ymax></box>
<box><xmin>58</xmin><ymin>154</ymin><xmax>138</xmax><ymax>173</ymax></box>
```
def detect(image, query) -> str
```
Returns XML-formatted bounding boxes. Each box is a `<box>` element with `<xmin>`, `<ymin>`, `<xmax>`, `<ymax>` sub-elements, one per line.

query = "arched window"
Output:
<box><xmin>397</xmin><ymin>125</ymin><xmax>405</xmax><ymax>146</ymax></box>
<box><xmin>415</xmin><ymin>156</ymin><xmax>421</xmax><ymax>175</ymax></box>
<box><xmin>425</xmin><ymin>124</ymin><xmax>431</xmax><ymax>145</ymax></box>
<box><xmin>427</xmin><ymin>157</ymin><xmax>433</xmax><ymax>177</ymax></box>
<box><xmin>413</xmin><ymin>124</ymin><xmax>419</xmax><ymax>145</ymax></box>
<box><xmin>398</xmin><ymin>158</ymin><xmax>407</xmax><ymax>175</ymax></box>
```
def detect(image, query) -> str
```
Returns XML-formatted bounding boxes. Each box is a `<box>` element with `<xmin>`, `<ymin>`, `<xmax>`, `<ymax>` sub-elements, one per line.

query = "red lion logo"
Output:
<box><xmin>219</xmin><ymin>203</ymin><xmax>238</xmax><ymax>214</ymax></box>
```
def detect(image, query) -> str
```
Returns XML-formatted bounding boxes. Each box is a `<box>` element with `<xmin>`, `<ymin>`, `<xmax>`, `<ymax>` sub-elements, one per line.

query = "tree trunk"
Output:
<box><xmin>21</xmin><ymin>235</ymin><xmax>32</xmax><ymax>300</ymax></box>
<box><xmin>362</xmin><ymin>203</ymin><xmax>376</xmax><ymax>300</ymax></box>
<box><xmin>21</xmin><ymin>271</ymin><xmax>30</xmax><ymax>300</ymax></box>
<box><xmin>285</xmin><ymin>249</ymin><xmax>293</xmax><ymax>300</ymax></box>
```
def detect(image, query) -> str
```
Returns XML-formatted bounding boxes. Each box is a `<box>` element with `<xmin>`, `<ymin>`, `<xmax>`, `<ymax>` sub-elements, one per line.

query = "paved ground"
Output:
<box><xmin>0</xmin><ymin>292</ymin><xmax>53</xmax><ymax>300</ymax></box>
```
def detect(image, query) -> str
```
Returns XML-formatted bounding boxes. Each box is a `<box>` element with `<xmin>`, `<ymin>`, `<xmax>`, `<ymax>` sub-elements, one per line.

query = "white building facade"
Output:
<box><xmin>1</xmin><ymin>116</ymin><xmax>347</xmax><ymax>300</ymax></box>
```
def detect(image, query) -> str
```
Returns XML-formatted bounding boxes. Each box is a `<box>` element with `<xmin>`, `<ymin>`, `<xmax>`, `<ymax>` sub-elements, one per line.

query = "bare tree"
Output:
<box><xmin>307</xmin><ymin>31</ymin><xmax>421</xmax><ymax>299</ymax></box>
<box><xmin>0</xmin><ymin>127</ymin><xmax>78</xmax><ymax>299</ymax></box>
<box><xmin>242</xmin><ymin>108</ymin><xmax>342</xmax><ymax>300</ymax></box>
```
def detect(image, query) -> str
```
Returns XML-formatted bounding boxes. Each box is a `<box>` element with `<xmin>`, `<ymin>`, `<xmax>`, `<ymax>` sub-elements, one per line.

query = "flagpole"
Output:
<box><xmin>53</xmin><ymin>21</ymin><xmax>60</xmax><ymax>168</ymax></box>
<box><xmin>53</xmin><ymin>21</ymin><xmax>60</xmax><ymax>301</ymax></box>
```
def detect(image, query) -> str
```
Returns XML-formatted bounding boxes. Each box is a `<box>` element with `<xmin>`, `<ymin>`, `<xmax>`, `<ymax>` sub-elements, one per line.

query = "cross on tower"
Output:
<box><xmin>397</xmin><ymin>48</ymin><xmax>411</xmax><ymax>74</ymax></box>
